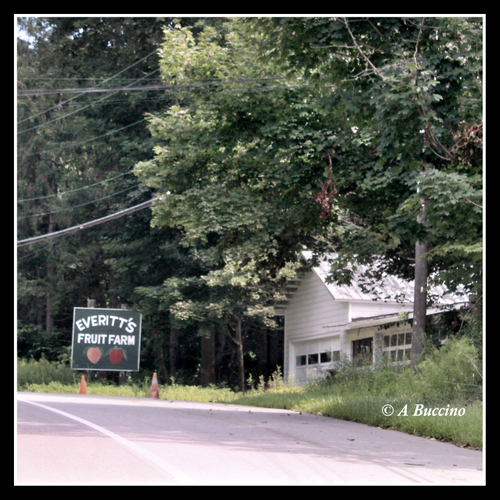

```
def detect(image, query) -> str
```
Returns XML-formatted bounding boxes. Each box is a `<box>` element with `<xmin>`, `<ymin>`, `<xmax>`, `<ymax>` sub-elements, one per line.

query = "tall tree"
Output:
<box><xmin>133</xmin><ymin>18</ymin><xmax>338</xmax><ymax>385</ymax></box>
<box><xmin>17</xmin><ymin>17</ymin><xmax>177</xmax><ymax>365</ymax></box>
<box><xmin>248</xmin><ymin>16</ymin><xmax>483</xmax><ymax>364</ymax></box>
<box><xmin>249</xmin><ymin>16</ymin><xmax>482</xmax><ymax>280</ymax></box>
<box><xmin>134</xmin><ymin>19</ymin><xmax>338</xmax><ymax>271</ymax></box>
<box><xmin>135</xmin><ymin>17</ymin><xmax>482</xmax><ymax>370</ymax></box>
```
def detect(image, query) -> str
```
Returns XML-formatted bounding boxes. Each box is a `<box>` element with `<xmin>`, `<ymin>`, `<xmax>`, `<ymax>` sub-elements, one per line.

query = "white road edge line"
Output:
<box><xmin>17</xmin><ymin>395</ymin><xmax>194</xmax><ymax>483</ymax></box>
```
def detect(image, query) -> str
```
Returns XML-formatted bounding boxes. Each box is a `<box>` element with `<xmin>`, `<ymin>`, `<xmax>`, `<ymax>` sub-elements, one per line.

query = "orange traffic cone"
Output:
<box><xmin>79</xmin><ymin>374</ymin><xmax>87</xmax><ymax>395</ymax></box>
<box><xmin>149</xmin><ymin>372</ymin><xmax>159</xmax><ymax>398</ymax></box>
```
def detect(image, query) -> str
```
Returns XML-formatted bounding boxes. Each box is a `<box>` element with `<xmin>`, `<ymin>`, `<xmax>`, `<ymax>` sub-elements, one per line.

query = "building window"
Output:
<box><xmin>383</xmin><ymin>331</ymin><xmax>412</xmax><ymax>362</ymax></box>
<box><xmin>308</xmin><ymin>353</ymin><xmax>319</xmax><ymax>365</ymax></box>
<box><xmin>320</xmin><ymin>350</ymin><xmax>340</xmax><ymax>363</ymax></box>
<box><xmin>297</xmin><ymin>350</ymin><xmax>340</xmax><ymax>367</ymax></box>
<box><xmin>353</xmin><ymin>337</ymin><xmax>373</xmax><ymax>363</ymax></box>
<box><xmin>296</xmin><ymin>355</ymin><xmax>307</xmax><ymax>366</ymax></box>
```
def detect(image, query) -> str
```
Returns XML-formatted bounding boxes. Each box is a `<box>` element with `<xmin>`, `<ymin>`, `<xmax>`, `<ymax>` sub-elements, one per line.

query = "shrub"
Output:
<box><xmin>418</xmin><ymin>336</ymin><xmax>483</xmax><ymax>403</ymax></box>
<box><xmin>17</xmin><ymin>358</ymin><xmax>77</xmax><ymax>388</ymax></box>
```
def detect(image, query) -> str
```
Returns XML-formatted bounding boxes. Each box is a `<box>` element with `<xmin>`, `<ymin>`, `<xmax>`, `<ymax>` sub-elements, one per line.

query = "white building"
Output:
<box><xmin>275</xmin><ymin>252</ymin><xmax>466</xmax><ymax>386</ymax></box>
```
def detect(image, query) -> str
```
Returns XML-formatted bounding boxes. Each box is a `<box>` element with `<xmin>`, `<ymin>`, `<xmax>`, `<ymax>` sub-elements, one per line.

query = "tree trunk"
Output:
<box><xmin>169</xmin><ymin>326</ymin><xmax>180</xmax><ymax>380</ymax></box>
<box><xmin>155</xmin><ymin>328</ymin><xmax>169</xmax><ymax>384</ymax></box>
<box><xmin>106</xmin><ymin>268</ymin><xmax>120</xmax><ymax>309</ymax></box>
<box><xmin>200</xmin><ymin>326</ymin><xmax>215</xmax><ymax>387</ymax></box>
<box><xmin>256</xmin><ymin>327</ymin><xmax>268</xmax><ymax>381</ymax></box>
<box><xmin>235</xmin><ymin>318</ymin><xmax>245</xmax><ymax>392</ymax></box>
<box><xmin>214</xmin><ymin>326</ymin><xmax>226</xmax><ymax>384</ymax></box>
<box><xmin>412</xmin><ymin>239</ymin><xmax>428</xmax><ymax>368</ymax></box>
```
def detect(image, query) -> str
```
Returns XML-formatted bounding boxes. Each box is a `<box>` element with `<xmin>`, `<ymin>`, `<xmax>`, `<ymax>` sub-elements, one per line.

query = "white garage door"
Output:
<box><xmin>292</xmin><ymin>337</ymin><xmax>340</xmax><ymax>385</ymax></box>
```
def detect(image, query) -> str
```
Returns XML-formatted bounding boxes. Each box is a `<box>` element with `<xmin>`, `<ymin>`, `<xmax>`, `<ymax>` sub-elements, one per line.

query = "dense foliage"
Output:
<box><xmin>17</xmin><ymin>17</ymin><xmax>170</xmax><ymax>372</ymax></box>
<box><xmin>248</xmin><ymin>17</ymin><xmax>483</xmax><ymax>293</ymax></box>
<box><xmin>16</xmin><ymin>17</ymin><xmax>285</xmax><ymax>388</ymax></box>
<box><xmin>17</xmin><ymin>17</ymin><xmax>482</xmax><ymax>388</ymax></box>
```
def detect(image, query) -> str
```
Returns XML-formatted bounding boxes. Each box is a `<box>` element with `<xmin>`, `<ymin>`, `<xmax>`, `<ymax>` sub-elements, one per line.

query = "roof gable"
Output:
<box><xmin>301</xmin><ymin>251</ymin><xmax>464</xmax><ymax>306</ymax></box>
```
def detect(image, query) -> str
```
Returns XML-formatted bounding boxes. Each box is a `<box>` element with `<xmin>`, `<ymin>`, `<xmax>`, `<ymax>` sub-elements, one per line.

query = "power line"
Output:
<box><xmin>18</xmin><ymin>183</ymin><xmax>142</xmax><ymax>219</ymax></box>
<box><xmin>17</xmin><ymin>77</ymin><xmax>287</xmax><ymax>96</ymax></box>
<box><xmin>18</xmin><ymin>77</ymin><xmax>166</xmax><ymax>81</ymax></box>
<box><xmin>17</xmin><ymin>49</ymin><xmax>159</xmax><ymax>126</ymax></box>
<box><xmin>18</xmin><ymin>94</ymin><xmax>170</xmax><ymax>110</ymax></box>
<box><xmin>17</xmin><ymin>79</ymin><xmax>309</xmax><ymax>158</ymax></box>
<box><xmin>17</xmin><ymin>67</ymin><xmax>162</xmax><ymax>135</ymax></box>
<box><xmin>17</xmin><ymin>73</ymin><xmax>310</xmax><ymax>159</ymax></box>
<box><xmin>17</xmin><ymin>198</ymin><xmax>159</xmax><ymax>247</ymax></box>
<box><xmin>17</xmin><ymin>117</ymin><xmax>147</xmax><ymax>159</ymax></box>
<box><xmin>18</xmin><ymin>171</ymin><xmax>134</xmax><ymax>202</ymax></box>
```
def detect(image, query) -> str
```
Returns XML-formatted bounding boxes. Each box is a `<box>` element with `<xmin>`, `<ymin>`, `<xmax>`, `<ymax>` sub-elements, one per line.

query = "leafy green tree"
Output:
<box><xmin>132</xmin><ymin>18</ymin><xmax>341</xmax><ymax>385</ymax></box>
<box><xmin>16</xmin><ymin>16</ymin><xmax>287</xmax><ymax>384</ymax></box>
<box><xmin>17</xmin><ymin>16</ymin><xmax>178</xmax><ymax>367</ymax></box>
<box><xmin>135</xmin><ymin>17</ymin><xmax>482</xmax><ymax>370</ymax></box>
<box><xmin>174</xmin><ymin>253</ymin><xmax>291</xmax><ymax>391</ymax></box>
<box><xmin>249</xmin><ymin>16</ymin><xmax>482</xmax><ymax>285</ymax></box>
<box><xmin>248</xmin><ymin>16</ymin><xmax>482</xmax><ymax>363</ymax></box>
<box><xmin>134</xmin><ymin>19</ymin><xmax>342</xmax><ymax>271</ymax></box>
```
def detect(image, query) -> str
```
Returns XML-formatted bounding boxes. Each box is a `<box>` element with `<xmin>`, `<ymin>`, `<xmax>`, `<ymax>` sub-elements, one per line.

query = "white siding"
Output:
<box><xmin>284</xmin><ymin>271</ymin><xmax>349</xmax><ymax>382</ymax></box>
<box><xmin>285</xmin><ymin>271</ymin><xmax>349</xmax><ymax>341</ymax></box>
<box><xmin>349</xmin><ymin>300</ymin><xmax>413</xmax><ymax>320</ymax></box>
<box><xmin>281</xmin><ymin>254</ymin><xmax>458</xmax><ymax>386</ymax></box>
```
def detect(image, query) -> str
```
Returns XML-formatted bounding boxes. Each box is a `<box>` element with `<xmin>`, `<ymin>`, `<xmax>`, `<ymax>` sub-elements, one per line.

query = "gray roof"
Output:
<box><xmin>301</xmin><ymin>251</ymin><xmax>464</xmax><ymax>306</ymax></box>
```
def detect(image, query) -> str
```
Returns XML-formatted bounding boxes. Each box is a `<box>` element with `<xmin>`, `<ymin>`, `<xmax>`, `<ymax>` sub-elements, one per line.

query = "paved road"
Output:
<box><xmin>16</xmin><ymin>392</ymin><xmax>484</xmax><ymax>485</ymax></box>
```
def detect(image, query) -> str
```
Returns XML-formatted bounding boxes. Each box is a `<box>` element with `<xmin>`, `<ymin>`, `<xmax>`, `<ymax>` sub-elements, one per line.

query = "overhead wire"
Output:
<box><xmin>17</xmin><ymin>198</ymin><xmax>159</xmax><ymax>247</ymax></box>
<box><xmin>17</xmin><ymin>78</ymin><xmax>313</xmax><ymax>225</ymax></box>
<box><xmin>16</xmin><ymin>44</ymin><xmax>294</xmax><ymax>249</ymax></box>
<box><xmin>16</xmin><ymin>58</ymin><xmax>309</xmax><ymax>247</ymax></box>
<box><xmin>17</xmin><ymin>50</ymin><xmax>163</xmax><ymax>228</ymax></box>
<box><xmin>18</xmin><ymin>171</ymin><xmax>134</xmax><ymax>202</ymax></box>
<box><xmin>17</xmin><ymin>91</ymin><xmax>171</xmax><ymax>110</ymax></box>
<box><xmin>17</xmin><ymin>67</ymin><xmax>162</xmax><ymax>135</ymax></box>
<box><xmin>18</xmin><ymin>183</ymin><xmax>143</xmax><ymax>219</ymax></box>
<box><xmin>19</xmin><ymin>77</ymin><xmax>166</xmax><ymax>82</ymax></box>
<box><xmin>17</xmin><ymin>78</ymin><xmax>309</xmax><ymax>160</ymax></box>
<box><xmin>17</xmin><ymin>76</ymin><xmax>287</xmax><ymax>97</ymax></box>
<box><xmin>17</xmin><ymin>117</ymin><xmax>147</xmax><ymax>159</ymax></box>
<box><xmin>17</xmin><ymin>54</ymin><xmax>161</xmax><ymax>226</ymax></box>
<box><xmin>17</xmin><ymin>48</ymin><xmax>160</xmax><ymax>127</ymax></box>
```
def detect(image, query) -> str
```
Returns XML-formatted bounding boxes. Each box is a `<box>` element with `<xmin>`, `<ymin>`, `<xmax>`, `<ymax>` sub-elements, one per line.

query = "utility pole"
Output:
<box><xmin>412</xmin><ymin>238</ymin><xmax>428</xmax><ymax>368</ymax></box>
<box><xmin>412</xmin><ymin>171</ymin><xmax>428</xmax><ymax>369</ymax></box>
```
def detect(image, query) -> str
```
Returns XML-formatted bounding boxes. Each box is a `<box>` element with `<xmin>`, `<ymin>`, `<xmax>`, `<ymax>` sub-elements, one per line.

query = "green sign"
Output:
<box><xmin>71</xmin><ymin>307</ymin><xmax>142</xmax><ymax>371</ymax></box>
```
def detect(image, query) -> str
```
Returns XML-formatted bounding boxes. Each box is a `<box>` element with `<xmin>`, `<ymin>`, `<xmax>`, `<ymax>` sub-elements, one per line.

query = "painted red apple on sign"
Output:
<box><xmin>110</xmin><ymin>348</ymin><xmax>124</xmax><ymax>364</ymax></box>
<box><xmin>106</xmin><ymin>347</ymin><xmax>128</xmax><ymax>365</ymax></box>
<box><xmin>85</xmin><ymin>347</ymin><xmax>102</xmax><ymax>364</ymax></box>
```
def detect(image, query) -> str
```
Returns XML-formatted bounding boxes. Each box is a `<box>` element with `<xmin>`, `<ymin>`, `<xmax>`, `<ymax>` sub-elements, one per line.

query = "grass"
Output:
<box><xmin>18</xmin><ymin>380</ymin><xmax>236</xmax><ymax>402</ymax></box>
<box><xmin>17</xmin><ymin>359</ymin><xmax>235</xmax><ymax>402</ymax></box>
<box><xmin>16</xmin><ymin>337</ymin><xmax>483</xmax><ymax>449</ymax></box>
<box><xmin>232</xmin><ymin>386</ymin><xmax>483</xmax><ymax>449</ymax></box>
<box><xmin>232</xmin><ymin>337</ymin><xmax>483</xmax><ymax>449</ymax></box>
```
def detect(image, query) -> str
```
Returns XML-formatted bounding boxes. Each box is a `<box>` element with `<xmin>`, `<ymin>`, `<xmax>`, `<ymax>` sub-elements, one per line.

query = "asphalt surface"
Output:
<box><xmin>16</xmin><ymin>392</ymin><xmax>484</xmax><ymax>485</ymax></box>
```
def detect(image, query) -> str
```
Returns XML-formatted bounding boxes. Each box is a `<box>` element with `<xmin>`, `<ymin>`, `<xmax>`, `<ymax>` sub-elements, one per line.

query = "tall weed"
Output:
<box><xmin>17</xmin><ymin>358</ymin><xmax>77</xmax><ymax>388</ymax></box>
<box><xmin>418</xmin><ymin>336</ymin><xmax>483</xmax><ymax>403</ymax></box>
<box><xmin>16</xmin><ymin>338</ymin><xmax>483</xmax><ymax>448</ymax></box>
